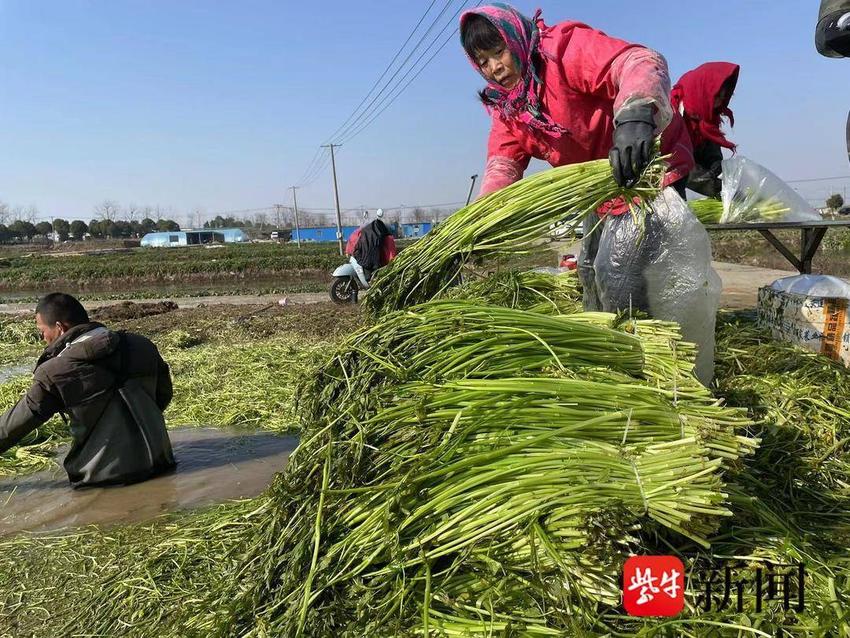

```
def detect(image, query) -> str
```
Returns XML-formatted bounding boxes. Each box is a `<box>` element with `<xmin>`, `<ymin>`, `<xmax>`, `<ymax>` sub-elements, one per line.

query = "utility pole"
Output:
<box><xmin>290</xmin><ymin>186</ymin><xmax>301</xmax><ymax>247</ymax></box>
<box><xmin>466</xmin><ymin>174</ymin><xmax>479</xmax><ymax>206</ymax></box>
<box><xmin>321</xmin><ymin>143</ymin><xmax>344</xmax><ymax>255</ymax></box>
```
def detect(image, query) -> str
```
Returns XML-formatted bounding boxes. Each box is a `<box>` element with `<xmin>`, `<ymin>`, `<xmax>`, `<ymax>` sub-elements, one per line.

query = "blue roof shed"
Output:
<box><xmin>140</xmin><ymin>228</ymin><xmax>250</xmax><ymax>247</ymax></box>
<box><xmin>291</xmin><ymin>226</ymin><xmax>359</xmax><ymax>243</ymax></box>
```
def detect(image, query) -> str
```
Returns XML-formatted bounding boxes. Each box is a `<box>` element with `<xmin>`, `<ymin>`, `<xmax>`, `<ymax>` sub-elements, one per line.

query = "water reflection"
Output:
<box><xmin>0</xmin><ymin>427</ymin><xmax>298</xmax><ymax>535</ymax></box>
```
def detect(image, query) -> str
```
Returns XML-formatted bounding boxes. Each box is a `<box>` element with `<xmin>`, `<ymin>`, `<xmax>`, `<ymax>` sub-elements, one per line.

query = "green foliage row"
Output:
<box><xmin>0</xmin><ymin>242</ymin><xmax>343</xmax><ymax>287</ymax></box>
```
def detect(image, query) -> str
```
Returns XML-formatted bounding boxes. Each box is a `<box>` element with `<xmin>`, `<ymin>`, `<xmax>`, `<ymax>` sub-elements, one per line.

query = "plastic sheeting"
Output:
<box><xmin>771</xmin><ymin>274</ymin><xmax>850</xmax><ymax>298</ymax></box>
<box><xmin>579</xmin><ymin>189</ymin><xmax>721</xmax><ymax>385</ymax></box>
<box><xmin>719</xmin><ymin>156</ymin><xmax>821</xmax><ymax>224</ymax></box>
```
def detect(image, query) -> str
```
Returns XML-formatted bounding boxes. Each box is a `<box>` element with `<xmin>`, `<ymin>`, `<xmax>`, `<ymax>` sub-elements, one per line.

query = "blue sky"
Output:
<box><xmin>1</xmin><ymin>0</ymin><xmax>848</xmax><ymax>224</ymax></box>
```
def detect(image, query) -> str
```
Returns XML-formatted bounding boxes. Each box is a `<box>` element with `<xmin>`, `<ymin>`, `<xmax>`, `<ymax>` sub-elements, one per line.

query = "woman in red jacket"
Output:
<box><xmin>671</xmin><ymin>62</ymin><xmax>740</xmax><ymax>197</ymax></box>
<box><xmin>460</xmin><ymin>3</ymin><xmax>694</xmax><ymax>198</ymax></box>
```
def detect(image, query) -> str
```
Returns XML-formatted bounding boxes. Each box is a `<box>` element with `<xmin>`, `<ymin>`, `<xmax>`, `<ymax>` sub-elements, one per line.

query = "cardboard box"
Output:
<box><xmin>757</xmin><ymin>286</ymin><xmax>850</xmax><ymax>366</ymax></box>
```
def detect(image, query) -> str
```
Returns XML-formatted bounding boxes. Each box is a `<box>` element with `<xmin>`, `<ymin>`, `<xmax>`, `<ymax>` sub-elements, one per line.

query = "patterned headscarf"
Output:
<box><xmin>460</xmin><ymin>3</ymin><xmax>567</xmax><ymax>137</ymax></box>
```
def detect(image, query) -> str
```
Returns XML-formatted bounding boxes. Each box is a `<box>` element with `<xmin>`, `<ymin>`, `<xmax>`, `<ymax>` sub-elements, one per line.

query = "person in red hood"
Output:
<box><xmin>460</xmin><ymin>3</ymin><xmax>694</xmax><ymax>199</ymax></box>
<box><xmin>671</xmin><ymin>62</ymin><xmax>740</xmax><ymax>197</ymax></box>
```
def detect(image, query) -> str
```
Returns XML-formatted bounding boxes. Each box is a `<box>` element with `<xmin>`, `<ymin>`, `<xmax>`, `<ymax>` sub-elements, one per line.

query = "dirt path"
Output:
<box><xmin>0</xmin><ymin>262</ymin><xmax>798</xmax><ymax>316</ymax></box>
<box><xmin>712</xmin><ymin>261</ymin><xmax>796</xmax><ymax>309</ymax></box>
<box><xmin>0</xmin><ymin>292</ymin><xmax>329</xmax><ymax>315</ymax></box>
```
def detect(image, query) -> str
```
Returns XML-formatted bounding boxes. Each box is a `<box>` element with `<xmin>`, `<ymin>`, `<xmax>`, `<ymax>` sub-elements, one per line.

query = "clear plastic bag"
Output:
<box><xmin>771</xmin><ymin>274</ymin><xmax>850</xmax><ymax>298</ymax></box>
<box><xmin>580</xmin><ymin>189</ymin><xmax>721</xmax><ymax>385</ymax></box>
<box><xmin>719</xmin><ymin>156</ymin><xmax>821</xmax><ymax>223</ymax></box>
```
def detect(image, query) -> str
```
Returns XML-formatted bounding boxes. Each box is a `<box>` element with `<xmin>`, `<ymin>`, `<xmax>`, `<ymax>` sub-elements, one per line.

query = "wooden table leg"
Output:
<box><xmin>800</xmin><ymin>227</ymin><xmax>828</xmax><ymax>275</ymax></box>
<box><xmin>758</xmin><ymin>229</ymin><xmax>804</xmax><ymax>272</ymax></box>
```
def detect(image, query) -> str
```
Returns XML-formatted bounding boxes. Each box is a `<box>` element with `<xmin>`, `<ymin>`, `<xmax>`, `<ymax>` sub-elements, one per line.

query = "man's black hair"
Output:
<box><xmin>461</xmin><ymin>14</ymin><xmax>505</xmax><ymax>60</ymax></box>
<box><xmin>36</xmin><ymin>292</ymin><xmax>89</xmax><ymax>326</ymax></box>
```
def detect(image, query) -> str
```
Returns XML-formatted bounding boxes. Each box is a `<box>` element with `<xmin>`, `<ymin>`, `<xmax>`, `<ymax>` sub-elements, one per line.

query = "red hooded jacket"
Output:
<box><xmin>671</xmin><ymin>62</ymin><xmax>740</xmax><ymax>153</ymax></box>
<box><xmin>477</xmin><ymin>20</ymin><xmax>694</xmax><ymax>197</ymax></box>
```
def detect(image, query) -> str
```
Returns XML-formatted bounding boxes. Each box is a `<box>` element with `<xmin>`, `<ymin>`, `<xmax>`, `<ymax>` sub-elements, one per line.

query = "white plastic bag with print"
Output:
<box><xmin>583</xmin><ymin>189</ymin><xmax>721</xmax><ymax>385</ymax></box>
<box><xmin>719</xmin><ymin>156</ymin><xmax>820</xmax><ymax>224</ymax></box>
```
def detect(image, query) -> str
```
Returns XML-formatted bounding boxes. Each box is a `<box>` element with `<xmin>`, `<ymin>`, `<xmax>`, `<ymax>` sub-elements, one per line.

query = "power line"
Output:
<box><xmin>295</xmin><ymin>0</ymin><xmax>479</xmax><ymax>189</ymax></box>
<box><xmin>299</xmin><ymin>148</ymin><xmax>333</xmax><ymax>189</ymax></box>
<box><xmin>210</xmin><ymin>200</ymin><xmax>467</xmax><ymax>217</ymax></box>
<box><xmin>296</xmin><ymin>146</ymin><xmax>325</xmax><ymax>187</ymax></box>
<box><xmin>295</xmin><ymin>0</ymin><xmax>449</xmax><ymax>187</ymax></box>
<box><xmin>297</xmin><ymin>1</ymin><xmax>475</xmax><ymax>190</ymax></box>
<box><xmin>786</xmin><ymin>175</ymin><xmax>850</xmax><ymax>184</ymax></box>
<box><xmin>328</xmin><ymin>0</ymin><xmax>460</xmax><ymax>145</ymax></box>
<box><xmin>204</xmin><ymin>205</ymin><xmax>277</xmax><ymax>218</ymax></box>
<box><xmin>338</xmin><ymin>1</ymin><xmax>477</xmax><ymax>146</ymax></box>
<box><xmin>320</xmin><ymin>0</ymin><xmax>442</xmax><ymax>146</ymax></box>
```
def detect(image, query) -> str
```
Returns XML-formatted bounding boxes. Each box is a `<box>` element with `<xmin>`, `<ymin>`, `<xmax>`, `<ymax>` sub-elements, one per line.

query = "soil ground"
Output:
<box><xmin>711</xmin><ymin>261</ymin><xmax>796</xmax><ymax>309</ymax></box>
<box><xmin>102</xmin><ymin>301</ymin><xmax>364</xmax><ymax>343</ymax></box>
<box><xmin>0</xmin><ymin>261</ymin><xmax>795</xmax><ymax>316</ymax></box>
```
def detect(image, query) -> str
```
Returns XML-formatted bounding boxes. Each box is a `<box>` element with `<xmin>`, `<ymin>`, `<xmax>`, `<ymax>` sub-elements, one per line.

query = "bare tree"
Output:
<box><xmin>94</xmin><ymin>200</ymin><xmax>121</xmax><ymax>222</ymax></box>
<box><xmin>0</xmin><ymin>201</ymin><xmax>9</xmax><ymax>225</ymax></box>
<box><xmin>279</xmin><ymin>207</ymin><xmax>294</xmax><ymax>228</ymax></box>
<box><xmin>24</xmin><ymin>205</ymin><xmax>39</xmax><ymax>224</ymax></box>
<box><xmin>125</xmin><ymin>203</ymin><xmax>140</xmax><ymax>223</ymax></box>
<box><xmin>192</xmin><ymin>208</ymin><xmax>205</xmax><ymax>229</ymax></box>
<box><xmin>10</xmin><ymin>205</ymin><xmax>24</xmax><ymax>222</ymax></box>
<box><xmin>410</xmin><ymin>207</ymin><xmax>429</xmax><ymax>223</ymax></box>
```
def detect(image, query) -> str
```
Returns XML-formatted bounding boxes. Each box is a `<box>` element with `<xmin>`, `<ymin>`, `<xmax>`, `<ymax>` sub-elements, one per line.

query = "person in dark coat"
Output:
<box><xmin>353</xmin><ymin>212</ymin><xmax>396</xmax><ymax>280</ymax></box>
<box><xmin>0</xmin><ymin>293</ymin><xmax>175</xmax><ymax>488</ymax></box>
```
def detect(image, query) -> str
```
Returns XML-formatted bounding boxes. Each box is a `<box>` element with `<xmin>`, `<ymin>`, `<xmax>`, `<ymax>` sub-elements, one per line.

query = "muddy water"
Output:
<box><xmin>0</xmin><ymin>363</ymin><xmax>32</xmax><ymax>383</ymax></box>
<box><xmin>0</xmin><ymin>427</ymin><xmax>298</xmax><ymax>535</ymax></box>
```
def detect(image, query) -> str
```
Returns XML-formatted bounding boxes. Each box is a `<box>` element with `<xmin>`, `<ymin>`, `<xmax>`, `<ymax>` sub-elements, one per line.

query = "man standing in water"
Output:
<box><xmin>0</xmin><ymin>293</ymin><xmax>175</xmax><ymax>487</ymax></box>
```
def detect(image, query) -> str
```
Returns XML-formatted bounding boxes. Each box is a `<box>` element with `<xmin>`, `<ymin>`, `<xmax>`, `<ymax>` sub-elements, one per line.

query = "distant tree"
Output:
<box><xmin>35</xmin><ymin>221</ymin><xmax>53</xmax><ymax>237</ymax></box>
<box><xmin>827</xmin><ymin>193</ymin><xmax>845</xmax><ymax>211</ymax></box>
<box><xmin>0</xmin><ymin>224</ymin><xmax>9</xmax><ymax>243</ymax></box>
<box><xmin>69</xmin><ymin>220</ymin><xmax>88</xmax><ymax>240</ymax></box>
<box><xmin>114</xmin><ymin>220</ymin><xmax>133</xmax><ymax>237</ymax></box>
<box><xmin>410</xmin><ymin>207</ymin><xmax>430</xmax><ymax>223</ymax></box>
<box><xmin>157</xmin><ymin>219</ymin><xmax>180</xmax><ymax>232</ymax></box>
<box><xmin>93</xmin><ymin>200</ymin><xmax>121</xmax><ymax>221</ymax></box>
<box><xmin>8</xmin><ymin>220</ymin><xmax>23</xmax><ymax>241</ymax></box>
<box><xmin>190</xmin><ymin>208</ymin><xmax>205</xmax><ymax>229</ymax></box>
<box><xmin>88</xmin><ymin>220</ymin><xmax>105</xmax><ymax>238</ymax></box>
<box><xmin>52</xmin><ymin>218</ymin><xmax>71</xmax><ymax>241</ymax></box>
<box><xmin>125</xmin><ymin>204</ymin><xmax>140</xmax><ymax>223</ymax></box>
<box><xmin>0</xmin><ymin>202</ymin><xmax>9</xmax><ymax>225</ymax></box>
<box><xmin>139</xmin><ymin>218</ymin><xmax>157</xmax><ymax>235</ymax></box>
<box><xmin>254</xmin><ymin>212</ymin><xmax>269</xmax><ymax>230</ymax></box>
<box><xmin>10</xmin><ymin>220</ymin><xmax>37</xmax><ymax>241</ymax></box>
<box><xmin>23</xmin><ymin>206</ymin><xmax>39</xmax><ymax>224</ymax></box>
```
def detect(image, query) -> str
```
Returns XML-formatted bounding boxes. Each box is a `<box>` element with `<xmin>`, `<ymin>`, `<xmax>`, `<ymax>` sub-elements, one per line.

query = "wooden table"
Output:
<box><xmin>704</xmin><ymin>219</ymin><xmax>850</xmax><ymax>274</ymax></box>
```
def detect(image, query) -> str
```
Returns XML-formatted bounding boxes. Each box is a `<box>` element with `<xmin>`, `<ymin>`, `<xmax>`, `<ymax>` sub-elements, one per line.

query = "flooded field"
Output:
<box><xmin>0</xmin><ymin>427</ymin><xmax>298</xmax><ymax>535</ymax></box>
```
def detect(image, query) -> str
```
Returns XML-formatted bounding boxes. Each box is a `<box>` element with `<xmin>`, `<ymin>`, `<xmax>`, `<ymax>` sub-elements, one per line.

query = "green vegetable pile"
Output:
<box><xmin>2</xmin><ymin>159</ymin><xmax>850</xmax><ymax>637</ymax></box>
